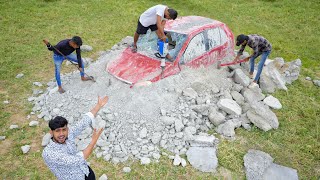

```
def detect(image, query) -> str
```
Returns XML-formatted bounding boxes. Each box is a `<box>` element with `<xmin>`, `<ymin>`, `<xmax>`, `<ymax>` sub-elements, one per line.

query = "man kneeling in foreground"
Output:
<box><xmin>42</xmin><ymin>96</ymin><xmax>108</xmax><ymax>180</ymax></box>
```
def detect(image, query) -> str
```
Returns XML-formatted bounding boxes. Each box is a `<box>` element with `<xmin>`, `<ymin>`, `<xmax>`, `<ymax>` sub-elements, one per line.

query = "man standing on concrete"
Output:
<box><xmin>233</xmin><ymin>34</ymin><xmax>272</xmax><ymax>88</ymax></box>
<box><xmin>43</xmin><ymin>37</ymin><xmax>91</xmax><ymax>94</ymax></box>
<box><xmin>42</xmin><ymin>96</ymin><xmax>108</xmax><ymax>180</ymax></box>
<box><xmin>132</xmin><ymin>4</ymin><xmax>178</xmax><ymax>53</ymax></box>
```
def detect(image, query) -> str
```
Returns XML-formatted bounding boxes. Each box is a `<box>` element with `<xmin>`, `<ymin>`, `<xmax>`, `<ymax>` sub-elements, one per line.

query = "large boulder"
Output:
<box><xmin>247</xmin><ymin>101</ymin><xmax>279</xmax><ymax>131</ymax></box>
<box><xmin>186</xmin><ymin>147</ymin><xmax>218</xmax><ymax>172</ymax></box>
<box><xmin>282</xmin><ymin>59</ymin><xmax>302</xmax><ymax>84</ymax></box>
<box><xmin>217</xmin><ymin>99</ymin><xmax>242</xmax><ymax>115</ymax></box>
<box><xmin>242</xmin><ymin>87</ymin><xmax>265</xmax><ymax>104</ymax></box>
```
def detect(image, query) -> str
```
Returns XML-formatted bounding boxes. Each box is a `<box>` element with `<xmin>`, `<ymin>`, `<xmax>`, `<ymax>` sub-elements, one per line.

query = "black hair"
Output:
<box><xmin>71</xmin><ymin>36</ymin><xmax>83</xmax><ymax>46</ymax></box>
<box><xmin>168</xmin><ymin>9</ymin><xmax>178</xmax><ymax>20</ymax></box>
<box><xmin>236</xmin><ymin>34</ymin><xmax>249</xmax><ymax>46</ymax></box>
<box><xmin>49</xmin><ymin>116</ymin><xmax>68</xmax><ymax>130</ymax></box>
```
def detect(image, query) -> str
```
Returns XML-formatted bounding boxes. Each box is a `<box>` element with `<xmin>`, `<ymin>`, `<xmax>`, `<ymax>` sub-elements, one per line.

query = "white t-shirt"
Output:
<box><xmin>139</xmin><ymin>5</ymin><xmax>167</xmax><ymax>27</ymax></box>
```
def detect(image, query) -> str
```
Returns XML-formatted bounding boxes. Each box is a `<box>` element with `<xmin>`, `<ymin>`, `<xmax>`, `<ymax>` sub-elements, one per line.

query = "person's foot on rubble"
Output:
<box><xmin>58</xmin><ymin>87</ymin><xmax>66</xmax><ymax>94</ymax></box>
<box><xmin>81</xmin><ymin>76</ymin><xmax>92</xmax><ymax>81</ymax></box>
<box><xmin>248</xmin><ymin>81</ymin><xmax>259</xmax><ymax>89</ymax></box>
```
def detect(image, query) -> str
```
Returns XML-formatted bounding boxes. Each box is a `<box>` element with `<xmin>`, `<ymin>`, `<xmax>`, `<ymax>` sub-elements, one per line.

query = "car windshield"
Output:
<box><xmin>137</xmin><ymin>30</ymin><xmax>187</xmax><ymax>61</ymax></box>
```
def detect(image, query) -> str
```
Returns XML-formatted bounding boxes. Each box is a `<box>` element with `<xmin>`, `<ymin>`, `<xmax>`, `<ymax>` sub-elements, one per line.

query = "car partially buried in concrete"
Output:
<box><xmin>107</xmin><ymin>16</ymin><xmax>235</xmax><ymax>85</ymax></box>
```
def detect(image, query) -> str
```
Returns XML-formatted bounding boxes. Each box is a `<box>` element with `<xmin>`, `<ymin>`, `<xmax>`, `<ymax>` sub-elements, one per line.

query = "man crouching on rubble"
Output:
<box><xmin>42</xmin><ymin>96</ymin><xmax>108</xmax><ymax>180</ymax></box>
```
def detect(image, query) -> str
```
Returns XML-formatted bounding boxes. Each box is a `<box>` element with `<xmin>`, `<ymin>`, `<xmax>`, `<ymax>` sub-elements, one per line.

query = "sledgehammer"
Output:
<box><xmin>217</xmin><ymin>58</ymin><xmax>249</xmax><ymax>69</ymax></box>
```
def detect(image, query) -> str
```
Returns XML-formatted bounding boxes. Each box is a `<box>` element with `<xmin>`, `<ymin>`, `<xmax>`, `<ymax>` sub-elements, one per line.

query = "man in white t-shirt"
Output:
<box><xmin>132</xmin><ymin>4</ymin><xmax>178</xmax><ymax>53</ymax></box>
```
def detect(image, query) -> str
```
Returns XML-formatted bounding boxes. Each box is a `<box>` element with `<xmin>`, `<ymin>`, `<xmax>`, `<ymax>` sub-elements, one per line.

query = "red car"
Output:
<box><xmin>107</xmin><ymin>16</ymin><xmax>234</xmax><ymax>85</ymax></box>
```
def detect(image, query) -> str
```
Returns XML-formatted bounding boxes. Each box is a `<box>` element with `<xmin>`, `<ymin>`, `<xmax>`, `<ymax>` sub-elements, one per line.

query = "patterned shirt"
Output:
<box><xmin>42</xmin><ymin>112</ymin><xmax>95</xmax><ymax>180</ymax></box>
<box><xmin>237</xmin><ymin>34</ymin><xmax>272</xmax><ymax>58</ymax></box>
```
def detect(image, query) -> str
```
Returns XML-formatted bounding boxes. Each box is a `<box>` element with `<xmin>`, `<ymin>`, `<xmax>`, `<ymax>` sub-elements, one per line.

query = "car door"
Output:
<box><xmin>206</xmin><ymin>26</ymin><xmax>228</xmax><ymax>65</ymax></box>
<box><xmin>179</xmin><ymin>31</ymin><xmax>208</xmax><ymax>68</ymax></box>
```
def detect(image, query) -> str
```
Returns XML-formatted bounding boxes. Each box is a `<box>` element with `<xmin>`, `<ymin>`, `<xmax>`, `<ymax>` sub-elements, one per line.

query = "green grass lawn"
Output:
<box><xmin>0</xmin><ymin>0</ymin><xmax>319</xmax><ymax>179</ymax></box>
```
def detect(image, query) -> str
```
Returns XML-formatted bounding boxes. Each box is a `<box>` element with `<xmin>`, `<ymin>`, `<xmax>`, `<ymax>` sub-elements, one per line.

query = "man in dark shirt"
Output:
<box><xmin>43</xmin><ymin>36</ymin><xmax>91</xmax><ymax>93</ymax></box>
<box><xmin>233</xmin><ymin>34</ymin><xmax>272</xmax><ymax>88</ymax></box>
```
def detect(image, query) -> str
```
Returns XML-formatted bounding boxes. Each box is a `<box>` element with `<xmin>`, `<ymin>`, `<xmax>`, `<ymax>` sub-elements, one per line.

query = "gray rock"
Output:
<box><xmin>313</xmin><ymin>80</ymin><xmax>320</xmax><ymax>87</ymax></box>
<box><xmin>233</xmin><ymin>69</ymin><xmax>250</xmax><ymax>86</ymax></box>
<box><xmin>0</xmin><ymin>136</ymin><xmax>6</xmax><ymax>140</ymax></box>
<box><xmin>123</xmin><ymin>167</ymin><xmax>131</xmax><ymax>173</ymax></box>
<box><xmin>139</xmin><ymin>127</ymin><xmax>148</xmax><ymax>138</ymax></box>
<box><xmin>140</xmin><ymin>157</ymin><xmax>151</xmax><ymax>165</ymax></box>
<box><xmin>231</xmin><ymin>91</ymin><xmax>245</xmax><ymax>105</ymax></box>
<box><xmin>161</xmin><ymin>116</ymin><xmax>176</xmax><ymax>126</ymax></box>
<box><xmin>29</xmin><ymin>121</ymin><xmax>39</xmax><ymax>127</ymax></box>
<box><xmin>98</xmin><ymin>174</ymin><xmax>108</xmax><ymax>180</ymax></box>
<box><xmin>184</xmin><ymin>126</ymin><xmax>196</xmax><ymax>135</ymax></box>
<box><xmin>247</xmin><ymin>101</ymin><xmax>279</xmax><ymax>131</ymax></box>
<box><xmin>104</xmin><ymin>154</ymin><xmax>111</xmax><ymax>161</ymax></box>
<box><xmin>218</xmin><ymin>99</ymin><xmax>242</xmax><ymax>115</ymax></box>
<box><xmin>211</xmin><ymin>84</ymin><xmax>220</xmax><ymax>94</ymax></box>
<box><xmin>80</xmin><ymin>45</ymin><xmax>93</xmax><ymax>52</ymax></box>
<box><xmin>174</xmin><ymin>119</ymin><xmax>184</xmax><ymax>132</ymax></box>
<box><xmin>260</xmin><ymin>74</ymin><xmax>277</xmax><ymax>93</ymax></box>
<box><xmin>263</xmin><ymin>95</ymin><xmax>282</xmax><ymax>109</ymax></box>
<box><xmin>283</xmin><ymin>59</ymin><xmax>301</xmax><ymax>84</ymax></box>
<box><xmin>260</xmin><ymin>60</ymin><xmax>288</xmax><ymax>92</ymax></box>
<box><xmin>152</xmin><ymin>153</ymin><xmax>161</xmax><ymax>160</ymax></box>
<box><xmin>21</xmin><ymin>145</ymin><xmax>31</xmax><ymax>154</ymax></box>
<box><xmin>189</xmin><ymin>134</ymin><xmax>218</xmax><ymax>147</ymax></box>
<box><xmin>181</xmin><ymin>157</ymin><xmax>187</xmax><ymax>167</ymax></box>
<box><xmin>183</xmin><ymin>88</ymin><xmax>198</xmax><ymax>99</ymax></box>
<box><xmin>186</xmin><ymin>147</ymin><xmax>218</xmax><ymax>172</ymax></box>
<box><xmin>305</xmin><ymin>76</ymin><xmax>312</xmax><ymax>81</ymax></box>
<box><xmin>208</xmin><ymin>110</ymin><xmax>225</xmax><ymax>126</ymax></box>
<box><xmin>263</xmin><ymin>163</ymin><xmax>299</xmax><ymax>180</ymax></box>
<box><xmin>33</xmin><ymin>82</ymin><xmax>43</xmax><ymax>87</ymax></box>
<box><xmin>215</xmin><ymin>120</ymin><xmax>237</xmax><ymax>138</ymax></box>
<box><xmin>242</xmin><ymin>88</ymin><xmax>265</xmax><ymax>104</ymax></box>
<box><xmin>10</xmin><ymin>125</ymin><xmax>19</xmax><ymax>129</ymax></box>
<box><xmin>3</xmin><ymin>100</ymin><xmax>9</xmax><ymax>104</ymax></box>
<box><xmin>16</xmin><ymin>73</ymin><xmax>24</xmax><ymax>78</ymax></box>
<box><xmin>151</xmin><ymin>132</ymin><xmax>162</xmax><ymax>144</ymax></box>
<box><xmin>173</xmin><ymin>154</ymin><xmax>181</xmax><ymax>166</ymax></box>
<box><xmin>42</xmin><ymin>133</ymin><xmax>52</xmax><ymax>146</ymax></box>
<box><xmin>52</xmin><ymin>108</ymin><xmax>60</xmax><ymax>116</ymax></box>
<box><xmin>232</xmin><ymin>83</ymin><xmax>244</xmax><ymax>92</ymax></box>
<box><xmin>244</xmin><ymin>149</ymin><xmax>274</xmax><ymax>180</ymax></box>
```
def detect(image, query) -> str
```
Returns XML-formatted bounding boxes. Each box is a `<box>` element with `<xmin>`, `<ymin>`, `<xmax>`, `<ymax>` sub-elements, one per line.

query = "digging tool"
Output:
<box><xmin>43</xmin><ymin>40</ymin><xmax>96</xmax><ymax>82</ymax></box>
<box><xmin>217</xmin><ymin>58</ymin><xmax>249</xmax><ymax>69</ymax></box>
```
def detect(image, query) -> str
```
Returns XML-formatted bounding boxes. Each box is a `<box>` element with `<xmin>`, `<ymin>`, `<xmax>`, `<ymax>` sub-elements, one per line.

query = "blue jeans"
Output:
<box><xmin>53</xmin><ymin>53</ymin><xmax>84</xmax><ymax>86</ymax></box>
<box><xmin>250</xmin><ymin>50</ymin><xmax>271</xmax><ymax>82</ymax></box>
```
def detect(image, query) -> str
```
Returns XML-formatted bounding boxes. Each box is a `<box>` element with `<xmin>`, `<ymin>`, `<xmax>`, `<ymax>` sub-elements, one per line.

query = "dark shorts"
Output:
<box><xmin>136</xmin><ymin>19</ymin><xmax>158</xmax><ymax>35</ymax></box>
<box><xmin>85</xmin><ymin>166</ymin><xmax>96</xmax><ymax>180</ymax></box>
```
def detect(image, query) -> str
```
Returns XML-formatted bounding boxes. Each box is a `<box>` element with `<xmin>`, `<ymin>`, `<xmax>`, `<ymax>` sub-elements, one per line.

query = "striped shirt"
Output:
<box><xmin>42</xmin><ymin>113</ymin><xmax>95</xmax><ymax>180</ymax></box>
<box><xmin>238</xmin><ymin>34</ymin><xmax>272</xmax><ymax>58</ymax></box>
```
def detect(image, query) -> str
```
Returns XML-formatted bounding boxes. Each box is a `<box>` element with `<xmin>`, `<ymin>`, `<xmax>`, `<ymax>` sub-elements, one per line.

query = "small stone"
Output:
<box><xmin>152</xmin><ymin>153</ymin><xmax>161</xmax><ymax>160</ymax></box>
<box><xmin>10</xmin><ymin>125</ymin><xmax>19</xmax><ymax>129</ymax></box>
<box><xmin>305</xmin><ymin>77</ymin><xmax>312</xmax><ymax>81</ymax></box>
<box><xmin>183</xmin><ymin>88</ymin><xmax>198</xmax><ymax>99</ymax></box>
<box><xmin>33</xmin><ymin>82</ymin><xmax>43</xmax><ymax>87</ymax></box>
<box><xmin>151</xmin><ymin>132</ymin><xmax>162</xmax><ymax>144</ymax></box>
<box><xmin>80</xmin><ymin>45</ymin><xmax>93</xmax><ymax>52</ymax></box>
<box><xmin>3</xmin><ymin>100</ymin><xmax>9</xmax><ymax>104</ymax></box>
<box><xmin>42</xmin><ymin>133</ymin><xmax>52</xmax><ymax>146</ymax></box>
<box><xmin>140</xmin><ymin>157</ymin><xmax>151</xmax><ymax>165</ymax></box>
<box><xmin>139</xmin><ymin>127</ymin><xmax>147</xmax><ymax>139</ymax></box>
<box><xmin>29</xmin><ymin>121</ymin><xmax>39</xmax><ymax>127</ymax></box>
<box><xmin>21</xmin><ymin>145</ymin><xmax>31</xmax><ymax>154</ymax></box>
<box><xmin>98</xmin><ymin>174</ymin><xmax>108</xmax><ymax>180</ymax></box>
<box><xmin>0</xmin><ymin>136</ymin><xmax>6</xmax><ymax>140</ymax></box>
<box><xmin>123</xmin><ymin>167</ymin><xmax>131</xmax><ymax>173</ymax></box>
<box><xmin>313</xmin><ymin>80</ymin><xmax>320</xmax><ymax>87</ymax></box>
<box><xmin>16</xmin><ymin>73</ymin><xmax>24</xmax><ymax>78</ymax></box>
<box><xmin>181</xmin><ymin>158</ymin><xmax>187</xmax><ymax>167</ymax></box>
<box><xmin>174</xmin><ymin>119</ymin><xmax>184</xmax><ymax>132</ymax></box>
<box><xmin>173</xmin><ymin>154</ymin><xmax>181</xmax><ymax>166</ymax></box>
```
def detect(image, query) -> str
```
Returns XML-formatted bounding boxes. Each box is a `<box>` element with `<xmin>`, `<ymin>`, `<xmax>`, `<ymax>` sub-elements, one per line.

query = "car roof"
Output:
<box><xmin>165</xmin><ymin>16</ymin><xmax>224</xmax><ymax>35</ymax></box>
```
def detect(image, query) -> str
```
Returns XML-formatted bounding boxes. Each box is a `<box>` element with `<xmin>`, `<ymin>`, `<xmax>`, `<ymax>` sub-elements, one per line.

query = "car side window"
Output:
<box><xmin>207</xmin><ymin>27</ymin><xmax>221</xmax><ymax>50</ymax></box>
<box><xmin>180</xmin><ymin>32</ymin><xmax>206</xmax><ymax>64</ymax></box>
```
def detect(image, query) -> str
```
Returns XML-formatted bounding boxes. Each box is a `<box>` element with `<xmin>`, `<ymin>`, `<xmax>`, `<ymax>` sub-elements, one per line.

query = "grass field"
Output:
<box><xmin>0</xmin><ymin>0</ymin><xmax>319</xmax><ymax>179</ymax></box>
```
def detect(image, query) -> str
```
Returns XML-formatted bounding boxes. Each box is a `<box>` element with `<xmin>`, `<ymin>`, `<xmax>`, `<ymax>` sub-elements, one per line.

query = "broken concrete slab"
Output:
<box><xmin>263</xmin><ymin>163</ymin><xmax>299</xmax><ymax>180</ymax></box>
<box><xmin>186</xmin><ymin>147</ymin><xmax>218</xmax><ymax>172</ymax></box>
<box><xmin>217</xmin><ymin>99</ymin><xmax>242</xmax><ymax>115</ymax></box>
<box><xmin>188</xmin><ymin>134</ymin><xmax>219</xmax><ymax>147</ymax></box>
<box><xmin>242</xmin><ymin>87</ymin><xmax>265</xmax><ymax>104</ymax></box>
<box><xmin>247</xmin><ymin>101</ymin><xmax>279</xmax><ymax>131</ymax></box>
<box><xmin>244</xmin><ymin>149</ymin><xmax>274</xmax><ymax>180</ymax></box>
<box><xmin>183</xmin><ymin>87</ymin><xmax>198</xmax><ymax>99</ymax></box>
<box><xmin>233</xmin><ymin>68</ymin><xmax>250</xmax><ymax>87</ymax></box>
<box><xmin>263</xmin><ymin>95</ymin><xmax>282</xmax><ymax>109</ymax></box>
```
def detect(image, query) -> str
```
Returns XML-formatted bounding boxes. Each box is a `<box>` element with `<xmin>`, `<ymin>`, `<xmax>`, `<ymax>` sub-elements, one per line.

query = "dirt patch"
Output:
<box><xmin>0</xmin><ymin>139</ymin><xmax>12</xmax><ymax>156</ymax></box>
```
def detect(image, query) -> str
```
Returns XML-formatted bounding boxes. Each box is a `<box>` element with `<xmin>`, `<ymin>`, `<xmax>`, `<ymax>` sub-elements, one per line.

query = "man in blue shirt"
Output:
<box><xmin>42</xmin><ymin>96</ymin><xmax>108</xmax><ymax>180</ymax></box>
<box><xmin>43</xmin><ymin>36</ymin><xmax>91</xmax><ymax>94</ymax></box>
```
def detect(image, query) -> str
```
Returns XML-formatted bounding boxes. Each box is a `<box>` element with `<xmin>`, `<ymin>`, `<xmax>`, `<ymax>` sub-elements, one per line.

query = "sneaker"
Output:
<box><xmin>248</xmin><ymin>82</ymin><xmax>259</xmax><ymax>89</ymax></box>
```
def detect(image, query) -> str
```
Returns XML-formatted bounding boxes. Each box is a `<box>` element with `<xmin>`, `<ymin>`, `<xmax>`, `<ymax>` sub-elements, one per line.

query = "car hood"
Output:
<box><xmin>107</xmin><ymin>48</ymin><xmax>171</xmax><ymax>84</ymax></box>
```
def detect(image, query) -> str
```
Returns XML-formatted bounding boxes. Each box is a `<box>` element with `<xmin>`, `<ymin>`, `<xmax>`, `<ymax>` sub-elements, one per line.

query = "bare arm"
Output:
<box><xmin>82</xmin><ymin>128</ymin><xmax>104</xmax><ymax>159</ymax></box>
<box><xmin>156</xmin><ymin>15</ymin><xmax>166</xmax><ymax>41</ymax></box>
